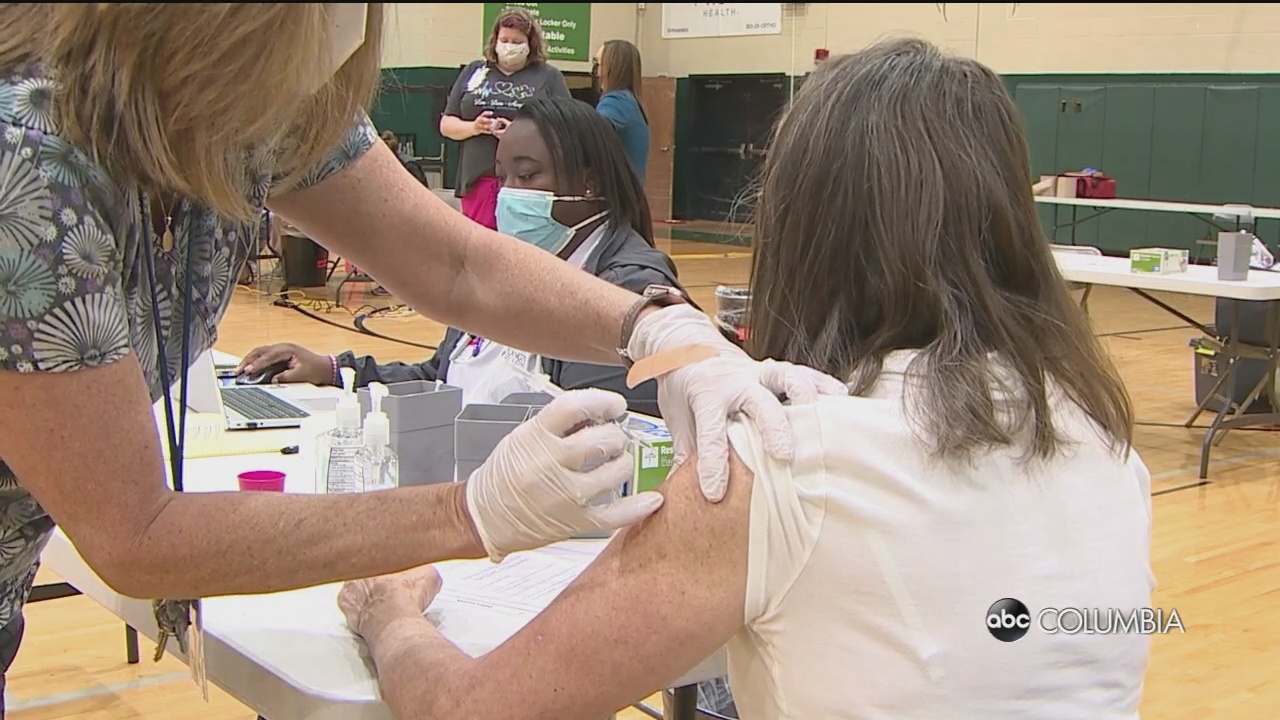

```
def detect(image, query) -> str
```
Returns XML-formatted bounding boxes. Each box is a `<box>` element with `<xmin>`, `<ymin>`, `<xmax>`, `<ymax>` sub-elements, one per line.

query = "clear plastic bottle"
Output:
<box><xmin>356</xmin><ymin>382</ymin><xmax>399</xmax><ymax>492</ymax></box>
<box><xmin>316</xmin><ymin>367</ymin><xmax>363</xmax><ymax>494</ymax></box>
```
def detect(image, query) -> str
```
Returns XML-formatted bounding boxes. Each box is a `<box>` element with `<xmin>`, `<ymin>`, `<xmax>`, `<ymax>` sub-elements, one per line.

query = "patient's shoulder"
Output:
<box><xmin>646</xmin><ymin>450</ymin><xmax>755</xmax><ymax>536</ymax></box>
<box><xmin>608</xmin><ymin>452</ymin><xmax>753</xmax><ymax>598</ymax></box>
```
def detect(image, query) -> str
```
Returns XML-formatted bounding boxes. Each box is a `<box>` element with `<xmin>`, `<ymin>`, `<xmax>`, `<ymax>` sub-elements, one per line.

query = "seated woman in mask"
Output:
<box><xmin>239</xmin><ymin>98</ymin><xmax>682</xmax><ymax>417</ymax></box>
<box><xmin>338</xmin><ymin>39</ymin><xmax>1153</xmax><ymax>720</ymax></box>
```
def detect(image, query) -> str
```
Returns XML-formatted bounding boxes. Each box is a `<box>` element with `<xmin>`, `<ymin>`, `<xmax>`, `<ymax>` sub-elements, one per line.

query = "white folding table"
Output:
<box><xmin>1035</xmin><ymin>196</ymin><xmax>1280</xmax><ymax>257</ymax></box>
<box><xmin>1055</xmin><ymin>252</ymin><xmax>1280</xmax><ymax>478</ymax></box>
<box><xmin>37</xmin><ymin>402</ymin><xmax>727</xmax><ymax>720</ymax></box>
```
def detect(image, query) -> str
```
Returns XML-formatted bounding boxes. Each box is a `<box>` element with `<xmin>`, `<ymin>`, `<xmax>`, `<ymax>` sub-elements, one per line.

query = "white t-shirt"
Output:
<box><xmin>445</xmin><ymin>228</ymin><xmax>606</xmax><ymax>403</ymax></box>
<box><xmin>725</xmin><ymin>351</ymin><xmax>1154</xmax><ymax>719</ymax></box>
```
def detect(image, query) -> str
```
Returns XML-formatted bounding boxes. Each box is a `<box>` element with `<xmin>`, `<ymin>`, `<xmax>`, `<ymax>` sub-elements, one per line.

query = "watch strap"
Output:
<box><xmin>617</xmin><ymin>285</ymin><xmax>688</xmax><ymax>367</ymax></box>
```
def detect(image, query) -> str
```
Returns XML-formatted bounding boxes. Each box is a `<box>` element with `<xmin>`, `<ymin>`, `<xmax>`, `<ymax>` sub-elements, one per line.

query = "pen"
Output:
<box><xmin>280</xmin><ymin>445</ymin><xmax>300</xmax><ymax>455</ymax></box>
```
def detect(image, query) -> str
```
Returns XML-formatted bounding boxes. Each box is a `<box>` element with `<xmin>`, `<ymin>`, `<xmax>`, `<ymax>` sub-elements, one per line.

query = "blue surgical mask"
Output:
<box><xmin>496</xmin><ymin>187</ymin><xmax>607</xmax><ymax>255</ymax></box>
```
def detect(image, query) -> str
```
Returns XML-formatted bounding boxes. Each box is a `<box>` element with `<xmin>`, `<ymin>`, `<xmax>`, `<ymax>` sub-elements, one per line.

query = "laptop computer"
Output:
<box><xmin>169</xmin><ymin>350</ymin><xmax>312</xmax><ymax>431</ymax></box>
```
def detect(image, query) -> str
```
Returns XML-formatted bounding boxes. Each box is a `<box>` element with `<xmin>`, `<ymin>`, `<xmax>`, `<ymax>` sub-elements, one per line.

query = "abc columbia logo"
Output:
<box><xmin>985</xmin><ymin>597</ymin><xmax>1185</xmax><ymax>643</ymax></box>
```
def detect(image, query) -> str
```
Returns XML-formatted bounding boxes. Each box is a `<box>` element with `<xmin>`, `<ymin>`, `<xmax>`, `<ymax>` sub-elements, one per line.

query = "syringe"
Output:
<box><xmin>512</xmin><ymin>366</ymin><xmax>654</xmax><ymax>449</ymax></box>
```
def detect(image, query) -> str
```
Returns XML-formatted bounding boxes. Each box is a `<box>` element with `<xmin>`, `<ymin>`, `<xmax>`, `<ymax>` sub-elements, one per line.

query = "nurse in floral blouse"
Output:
<box><xmin>0</xmin><ymin>3</ymin><xmax>846</xmax><ymax>705</ymax></box>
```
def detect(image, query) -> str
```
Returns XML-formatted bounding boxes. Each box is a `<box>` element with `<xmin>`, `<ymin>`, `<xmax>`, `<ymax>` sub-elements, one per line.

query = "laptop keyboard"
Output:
<box><xmin>220</xmin><ymin>387</ymin><xmax>311</xmax><ymax>420</ymax></box>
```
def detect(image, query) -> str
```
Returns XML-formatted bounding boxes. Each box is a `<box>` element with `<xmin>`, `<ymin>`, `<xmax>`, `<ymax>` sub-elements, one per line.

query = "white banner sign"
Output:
<box><xmin>661</xmin><ymin>3</ymin><xmax>784</xmax><ymax>39</ymax></box>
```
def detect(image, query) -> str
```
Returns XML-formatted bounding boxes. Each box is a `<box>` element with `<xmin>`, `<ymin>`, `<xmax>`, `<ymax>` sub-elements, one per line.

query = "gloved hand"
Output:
<box><xmin>464</xmin><ymin>388</ymin><xmax>664</xmax><ymax>562</ymax></box>
<box><xmin>628</xmin><ymin>304</ymin><xmax>849</xmax><ymax>502</ymax></box>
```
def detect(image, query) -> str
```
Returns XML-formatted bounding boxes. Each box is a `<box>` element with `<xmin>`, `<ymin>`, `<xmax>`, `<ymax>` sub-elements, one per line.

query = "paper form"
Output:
<box><xmin>432</xmin><ymin>553</ymin><xmax>586</xmax><ymax>619</ymax></box>
<box><xmin>158</xmin><ymin>412</ymin><xmax>293</xmax><ymax>459</ymax></box>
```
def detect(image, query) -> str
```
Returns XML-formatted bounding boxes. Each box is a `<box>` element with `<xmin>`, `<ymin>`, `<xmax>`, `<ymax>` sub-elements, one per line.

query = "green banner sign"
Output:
<box><xmin>482</xmin><ymin>3</ymin><xmax>592</xmax><ymax>63</ymax></box>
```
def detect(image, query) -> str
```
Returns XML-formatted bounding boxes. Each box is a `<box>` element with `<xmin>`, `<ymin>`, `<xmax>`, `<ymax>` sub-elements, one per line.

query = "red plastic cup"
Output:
<box><xmin>238</xmin><ymin>470</ymin><xmax>286</xmax><ymax>492</ymax></box>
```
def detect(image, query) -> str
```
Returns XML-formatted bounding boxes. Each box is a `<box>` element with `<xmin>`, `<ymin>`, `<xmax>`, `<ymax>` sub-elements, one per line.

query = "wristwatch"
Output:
<box><xmin>617</xmin><ymin>285</ymin><xmax>689</xmax><ymax>367</ymax></box>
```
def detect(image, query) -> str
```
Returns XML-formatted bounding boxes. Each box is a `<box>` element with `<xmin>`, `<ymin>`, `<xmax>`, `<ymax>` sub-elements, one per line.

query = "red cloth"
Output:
<box><xmin>460</xmin><ymin>175</ymin><xmax>501</xmax><ymax>230</ymax></box>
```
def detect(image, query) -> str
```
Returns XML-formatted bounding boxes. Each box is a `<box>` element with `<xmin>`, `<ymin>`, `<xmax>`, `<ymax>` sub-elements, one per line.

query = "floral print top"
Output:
<box><xmin>0</xmin><ymin>63</ymin><xmax>377</xmax><ymax>627</ymax></box>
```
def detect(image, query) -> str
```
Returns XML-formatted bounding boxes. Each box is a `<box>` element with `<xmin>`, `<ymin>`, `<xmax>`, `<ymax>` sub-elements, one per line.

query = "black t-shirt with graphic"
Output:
<box><xmin>446</xmin><ymin>60</ymin><xmax>571</xmax><ymax>196</ymax></box>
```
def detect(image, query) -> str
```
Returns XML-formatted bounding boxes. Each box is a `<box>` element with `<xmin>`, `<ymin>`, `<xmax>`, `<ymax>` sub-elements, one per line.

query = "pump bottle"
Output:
<box><xmin>316</xmin><ymin>367</ymin><xmax>363</xmax><ymax>494</ymax></box>
<box><xmin>355</xmin><ymin>382</ymin><xmax>399</xmax><ymax>492</ymax></box>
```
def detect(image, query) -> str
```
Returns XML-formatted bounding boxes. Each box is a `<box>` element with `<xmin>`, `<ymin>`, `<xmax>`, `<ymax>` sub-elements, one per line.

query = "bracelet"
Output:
<box><xmin>328</xmin><ymin>354</ymin><xmax>339</xmax><ymax>387</ymax></box>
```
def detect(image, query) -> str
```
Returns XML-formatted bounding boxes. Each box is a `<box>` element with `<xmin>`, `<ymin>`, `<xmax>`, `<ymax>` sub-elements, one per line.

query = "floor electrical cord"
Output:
<box><xmin>271</xmin><ymin>296</ymin><xmax>438</xmax><ymax>351</ymax></box>
<box><xmin>353</xmin><ymin>308</ymin><xmax>437</xmax><ymax>350</ymax></box>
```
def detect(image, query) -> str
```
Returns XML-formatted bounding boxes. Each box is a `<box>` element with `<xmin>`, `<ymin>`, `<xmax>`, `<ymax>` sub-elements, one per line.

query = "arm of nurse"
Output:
<box><xmin>367</xmin><ymin>455</ymin><xmax>752</xmax><ymax>720</ymax></box>
<box><xmin>0</xmin><ymin>358</ymin><xmax>484</xmax><ymax>600</ymax></box>
<box><xmin>267</xmin><ymin>129</ymin><xmax>638</xmax><ymax>367</ymax></box>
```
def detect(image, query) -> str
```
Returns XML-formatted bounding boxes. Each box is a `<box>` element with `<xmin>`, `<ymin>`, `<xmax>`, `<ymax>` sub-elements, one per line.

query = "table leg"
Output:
<box><xmin>125</xmin><ymin>625</ymin><xmax>139</xmax><ymax>664</ymax></box>
<box><xmin>664</xmin><ymin>685</ymin><xmax>700</xmax><ymax>720</ymax></box>
<box><xmin>1189</xmin><ymin>301</ymin><xmax>1280</xmax><ymax>478</ymax></box>
<box><xmin>28</xmin><ymin>582</ymin><xmax>141</xmax><ymax>666</ymax></box>
<box><xmin>1184</xmin><ymin>362</ymin><xmax>1234</xmax><ymax>427</ymax></box>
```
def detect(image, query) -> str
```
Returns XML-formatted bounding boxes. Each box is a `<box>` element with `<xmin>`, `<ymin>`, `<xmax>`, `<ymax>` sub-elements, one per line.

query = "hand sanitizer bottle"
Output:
<box><xmin>356</xmin><ymin>382</ymin><xmax>399</xmax><ymax>492</ymax></box>
<box><xmin>317</xmin><ymin>367</ymin><xmax>362</xmax><ymax>494</ymax></box>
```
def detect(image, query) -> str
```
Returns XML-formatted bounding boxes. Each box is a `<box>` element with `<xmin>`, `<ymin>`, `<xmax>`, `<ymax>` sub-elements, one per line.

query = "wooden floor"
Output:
<box><xmin>13</xmin><ymin>234</ymin><xmax>1279</xmax><ymax>718</ymax></box>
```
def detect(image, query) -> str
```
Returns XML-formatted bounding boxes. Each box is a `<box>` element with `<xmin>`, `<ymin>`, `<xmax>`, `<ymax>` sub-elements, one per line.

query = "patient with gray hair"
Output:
<box><xmin>336</xmin><ymin>37</ymin><xmax>1153</xmax><ymax>720</ymax></box>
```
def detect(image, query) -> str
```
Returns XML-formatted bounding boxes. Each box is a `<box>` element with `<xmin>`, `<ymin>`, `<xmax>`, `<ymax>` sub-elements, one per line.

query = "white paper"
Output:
<box><xmin>189</xmin><ymin>600</ymin><xmax>209</xmax><ymax>701</ymax></box>
<box><xmin>433</xmin><ymin>553</ymin><xmax>584</xmax><ymax>618</ymax></box>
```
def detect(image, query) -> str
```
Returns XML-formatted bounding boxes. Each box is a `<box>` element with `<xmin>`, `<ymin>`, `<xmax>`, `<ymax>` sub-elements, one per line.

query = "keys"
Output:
<box><xmin>153</xmin><ymin>627</ymin><xmax>170</xmax><ymax>662</ymax></box>
<box><xmin>152</xmin><ymin>598</ymin><xmax>192</xmax><ymax>661</ymax></box>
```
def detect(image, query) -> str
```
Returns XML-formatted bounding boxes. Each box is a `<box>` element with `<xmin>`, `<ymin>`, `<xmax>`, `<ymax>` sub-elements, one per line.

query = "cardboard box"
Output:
<box><xmin>1129</xmin><ymin>247</ymin><xmax>1188</xmax><ymax>275</ymax></box>
<box><xmin>1037</xmin><ymin>172</ymin><xmax>1117</xmax><ymax>199</ymax></box>
<box><xmin>624</xmin><ymin>413</ymin><xmax>676</xmax><ymax>495</ymax></box>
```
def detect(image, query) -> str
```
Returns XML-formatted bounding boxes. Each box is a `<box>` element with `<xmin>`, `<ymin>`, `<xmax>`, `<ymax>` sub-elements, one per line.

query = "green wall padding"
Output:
<box><xmin>1006</xmin><ymin>74</ymin><xmax>1280</xmax><ymax>257</ymax></box>
<box><xmin>672</xmin><ymin>77</ymin><xmax>694</xmax><ymax>221</ymax></box>
<box><xmin>372</xmin><ymin>66</ymin><xmax>463</xmax><ymax>188</ymax></box>
<box><xmin>1252</xmin><ymin>87</ymin><xmax>1280</xmax><ymax>244</ymax></box>
<box><xmin>1097</xmin><ymin>85</ymin><xmax>1153</xmax><ymax>253</ymax></box>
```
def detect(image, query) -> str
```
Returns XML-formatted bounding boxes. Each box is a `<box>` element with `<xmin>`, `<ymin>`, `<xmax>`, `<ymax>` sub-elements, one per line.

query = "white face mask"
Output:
<box><xmin>496</xmin><ymin>41</ymin><xmax>530</xmax><ymax>66</ymax></box>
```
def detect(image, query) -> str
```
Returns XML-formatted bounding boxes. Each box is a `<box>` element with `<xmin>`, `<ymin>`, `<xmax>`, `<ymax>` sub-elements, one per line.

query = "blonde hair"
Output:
<box><xmin>0</xmin><ymin>3</ymin><xmax>385</xmax><ymax>222</ymax></box>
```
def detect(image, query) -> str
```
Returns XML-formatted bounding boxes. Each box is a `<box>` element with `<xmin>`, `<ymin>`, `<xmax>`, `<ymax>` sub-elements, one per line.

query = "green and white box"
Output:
<box><xmin>1129</xmin><ymin>247</ymin><xmax>1188</xmax><ymax>275</ymax></box>
<box><xmin>624</xmin><ymin>413</ymin><xmax>676</xmax><ymax>495</ymax></box>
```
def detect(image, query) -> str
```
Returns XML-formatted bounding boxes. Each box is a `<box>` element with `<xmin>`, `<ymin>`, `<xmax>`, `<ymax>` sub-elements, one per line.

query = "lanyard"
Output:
<box><xmin>140</xmin><ymin>196</ymin><xmax>193</xmax><ymax>493</ymax></box>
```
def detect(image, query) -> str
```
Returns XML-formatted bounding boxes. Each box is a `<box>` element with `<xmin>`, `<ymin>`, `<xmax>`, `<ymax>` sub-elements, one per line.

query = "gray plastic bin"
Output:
<box><xmin>454</xmin><ymin>403</ymin><xmax>539</xmax><ymax>482</ymax></box>
<box><xmin>456</xmin><ymin>397</ymin><xmax>619</xmax><ymax>540</ymax></box>
<box><xmin>500</xmin><ymin>391</ymin><xmax>555</xmax><ymax>407</ymax></box>
<box><xmin>357</xmin><ymin>380</ymin><xmax>463</xmax><ymax>487</ymax></box>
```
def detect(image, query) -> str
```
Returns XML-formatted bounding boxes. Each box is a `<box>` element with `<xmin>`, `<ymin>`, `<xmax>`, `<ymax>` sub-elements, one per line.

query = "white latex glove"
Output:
<box><xmin>629</xmin><ymin>304</ymin><xmax>849</xmax><ymax>502</ymax></box>
<box><xmin>464</xmin><ymin>388</ymin><xmax>664</xmax><ymax>562</ymax></box>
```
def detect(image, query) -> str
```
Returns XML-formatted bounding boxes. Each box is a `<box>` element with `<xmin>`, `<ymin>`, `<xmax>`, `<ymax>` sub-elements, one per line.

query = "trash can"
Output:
<box><xmin>1189</xmin><ymin>336</ymin><xmax>1274</xmax><ymax>414</ymax></box>
<box><xmin>714</xmin><ymin>286</ymin><xmax>750</xmax><ymax>345</ymax></box>
<box><xmin>281</xmin><ymin>233</ymin><xmax>329</xmax><ymax>287</ymax></box>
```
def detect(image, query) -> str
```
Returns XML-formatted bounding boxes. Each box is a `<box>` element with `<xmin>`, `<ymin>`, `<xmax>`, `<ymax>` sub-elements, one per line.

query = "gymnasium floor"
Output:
<box><xmin>11</xmin><ymin>231</ymin><xmax>1279</xmax><ymax>719</ymax></box>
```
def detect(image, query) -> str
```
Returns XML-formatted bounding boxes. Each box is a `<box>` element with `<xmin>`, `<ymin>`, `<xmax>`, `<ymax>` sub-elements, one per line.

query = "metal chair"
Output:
<box><xmin>404</xmin><ymin>159</ymin><xmax>430</xmax><ymax>187</ymax></box>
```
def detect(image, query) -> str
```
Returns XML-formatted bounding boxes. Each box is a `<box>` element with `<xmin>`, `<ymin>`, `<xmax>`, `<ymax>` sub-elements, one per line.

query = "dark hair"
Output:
<box><xmin>514</xmin><ymin>97</ymin><xmax>654</xmax><ymax>246</ymax></box>
<box><xmin>599</xmin><ymin>39</ymin><xmax>647</xmax><ymax>123</ymax></box>
<box><xmin>747</xmin><ymin>38</ymin><xmax>1133</xmax><ymax>462</ymax></box>
<box><xmin>483</xmin><ymin>7</ymin><xmax>547</xmax><ymax>65</ymax></box>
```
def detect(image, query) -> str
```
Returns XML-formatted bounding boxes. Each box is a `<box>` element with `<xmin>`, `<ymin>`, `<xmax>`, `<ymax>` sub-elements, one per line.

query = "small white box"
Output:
<box><xmin>1129</xmin><ymin>247</ymin><xmax>1188</xmax><ymax>275</ymax></box>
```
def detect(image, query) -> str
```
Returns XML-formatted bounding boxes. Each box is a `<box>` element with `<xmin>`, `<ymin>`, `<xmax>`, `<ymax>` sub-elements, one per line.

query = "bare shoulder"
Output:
<box><xmin>610</xmin><ymin>450</ymin><xmax>755</xmax><ymax>569</ymax></box>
